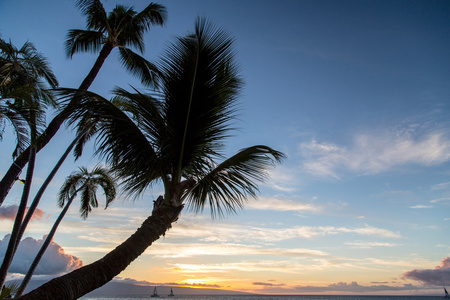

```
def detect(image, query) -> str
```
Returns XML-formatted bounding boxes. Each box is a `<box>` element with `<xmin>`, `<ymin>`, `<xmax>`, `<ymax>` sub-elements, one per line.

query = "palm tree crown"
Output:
<box><xmin>0</xmin><ymin>39</ymin><xmax>58</xmax><ymax>156</ymax></box>
<box><xmin>66</xmin><ymin>0</ymin><xmax>167</xmax><ymax>87</ymax></box>
<box><xmin>59</xmin><ymin>165</ymin><xmax>116</xmax><ymax>219</ymax></box>
<box><xmin>66</xmin><ymin>18</ymin><xmax>285</xmax><ymax>216</ymax></box>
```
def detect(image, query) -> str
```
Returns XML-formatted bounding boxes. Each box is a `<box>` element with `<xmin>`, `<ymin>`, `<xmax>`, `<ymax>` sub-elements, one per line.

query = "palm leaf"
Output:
<box><xmin>75</xmin><ymin>0</ymin><xmax>108</xmax><ymax>31</ymax></box>
<box><xmin>159</xmin><ymin>17</ymin><xmax>243</xmax><ymax>181</ymax></box>
<box><xmin>0</xmin><ymin>102</ymin><xmax>30</xmax><ymax>158</ymax></box>
<box><xmin>118</xmin><ymin>46</ymin><xmax>159</xmax><ymax>87</ymax></box>
<box><xmin>185</xmin><ymin>145</ymin><xmax>285</xmax><ymax>217</ymax></box>
<box><xmin>132</xmin><ymin>3</ymin><xmax>167</xmax><ymax>31</ymax></box>
<box><xmin>65</xmin><ymin>30</ymin><xmax>105</xmax><ymax>58</ymax></box>
<box><xmin>57</xmin><ymin>88</ymin><xmax>163</xmax><ymax>195</ymax></box>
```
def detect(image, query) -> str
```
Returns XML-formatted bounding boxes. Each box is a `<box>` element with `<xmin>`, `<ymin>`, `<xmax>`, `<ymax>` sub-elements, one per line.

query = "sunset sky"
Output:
<box><xmin>1</xmin><ymin>0</ymin><xmax>450</xmax><ymax>295</ymax></box>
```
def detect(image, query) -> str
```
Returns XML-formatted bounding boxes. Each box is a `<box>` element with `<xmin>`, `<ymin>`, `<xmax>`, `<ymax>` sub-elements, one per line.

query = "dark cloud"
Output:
<box><xmin>0</xmin><ymin>205</ymin><xmax>45</xmax><ymax>221</ymax></box>
<box><xmin>253</xmin><ymin>282</ymin><xmax>285</xmax><ymax>287</ymax></box>
<box><xmin>0</xmin><ymin>234</ymin><xmax>83</xmax><ymax>275</ymax></box>
<box><xmin>403</xmin><ymin>257</ymin><xmax>450</xmax><ymax>286</ymax></box>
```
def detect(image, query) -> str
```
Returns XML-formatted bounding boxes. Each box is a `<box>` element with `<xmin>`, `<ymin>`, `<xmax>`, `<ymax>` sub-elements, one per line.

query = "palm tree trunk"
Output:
<box><xmin>78</xmin><ymin>43</ymin><xmax>114</xmax><ymax>90</ymax></box>
<box><xmin>0</xmin><ymin>43</ymin><xmax>114</xmax><ymax>207</ymax></box>
<box><xmin>18</xmin><ymin>204</ymin><xmax>182</xmax><ymax>300</ymax></box>
<box><xmin>13</xmin><ymin>129</ymin><xmax>89</xmax><ymax>254</ymax></box>
<box><xmin>15</xmin><ymin>190</ymin><xmax>78</xmax><ymax>298</ymax></box>
<box><xmin>0</xmin><ymin>146</ymin><xmax>36</xmax><ymax>288</ymax></box>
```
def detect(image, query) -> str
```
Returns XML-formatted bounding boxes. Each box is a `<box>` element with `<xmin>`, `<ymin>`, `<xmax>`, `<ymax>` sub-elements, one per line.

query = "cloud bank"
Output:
<box><xmin>403</xmin><ymin>257</ymin><xmax>450</xmax><ymax>285</ymax></box>
<box><xmin>295</xmin><ymin>281</ymin><xmax>420</xmax><ymax>293</ymax></box>
<box><xmin>0</xmin><ymin>234</ymin><xmax>83</xmax><ymax>275</ymax></box>
<box><xmin>0</xmin><ymin>205</ymin><xmax>45</xmax><ymax>221</ymax></box>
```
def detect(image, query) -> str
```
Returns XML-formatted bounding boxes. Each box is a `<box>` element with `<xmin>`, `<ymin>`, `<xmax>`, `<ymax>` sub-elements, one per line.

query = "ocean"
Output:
<box><xmin>80</xmin><ymin>296</ymin><xmax>442</xmax><ymax>300</ymax></box>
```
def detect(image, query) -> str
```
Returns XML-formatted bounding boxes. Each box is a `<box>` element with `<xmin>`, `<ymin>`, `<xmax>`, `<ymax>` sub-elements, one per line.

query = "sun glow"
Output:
<box><xmin>179</xmin><ymin>278</ymin><xmax>221</xmax><ymax>289</ymax></box>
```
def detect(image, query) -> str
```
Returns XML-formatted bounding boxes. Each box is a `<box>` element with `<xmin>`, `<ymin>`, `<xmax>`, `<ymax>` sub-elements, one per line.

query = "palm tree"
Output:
<box><xmin>0</xmin><ymin>39</ymin><xmax>58</xmax><ymax>289</ymax></box>
<box><xmin>0</xmin><ymin>0</ymin><xmax>167</xmax><ymax>206</ymax></box>
<box><xmin>0</xmin><ymin>39</ymin><xmax>58</xmax><ymax>159</ymax></box>
<box><xmin>17</xmin><ymin>18</ymin><xmax>285</xmax><ymax>299</ymax></box>
<box><xmin>15</xmin><ymin>166</ymin><xmax>116</xmax><ymax>298</ymax></box>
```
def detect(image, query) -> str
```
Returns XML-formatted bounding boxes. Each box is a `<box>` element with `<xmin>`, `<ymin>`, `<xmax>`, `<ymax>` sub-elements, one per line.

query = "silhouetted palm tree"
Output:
<box><xmin>0</xmin><ymin>39</ymin><xmax>58</xmax><ymax>158</ymax></box>
<box><xmin>15</xmin><ymin>166</ymin><xmax>116</xmax><ymax>298</ymax></box>
<box><xmin>18</xmin><ymin>18</ymin><xmax>284</xmax><ymax>300</ymax></box>
<box><xmin>0</xmin><ymin>39</ymin><xmax>58</xmax><ymax>289</ymax></box>
<box><xmin>0</xmin><ymin>0</ymin><xmax>166</xmax><ymax>205</ymax></box>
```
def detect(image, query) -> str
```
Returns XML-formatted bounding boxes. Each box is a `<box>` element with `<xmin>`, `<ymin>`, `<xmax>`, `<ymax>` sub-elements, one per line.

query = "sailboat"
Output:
<box><xmin>150</xmin><ymin>286</ymin><xmax>160</xmax><ymax>298</ymax></box>
<box><xmin>444</xmin><ymin>287</ymin><xmax>450</xmax><ymax>299</ymax></box>
<box><xmin>168</xmin><ymin>287</ymin><xmax>175</xmax><ymax>297</ymax></box>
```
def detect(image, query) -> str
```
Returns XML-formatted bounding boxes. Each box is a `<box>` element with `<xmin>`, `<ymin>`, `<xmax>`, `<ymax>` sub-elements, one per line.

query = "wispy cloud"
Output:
<box><xmin>300</xmin><ymin>130</ymin><xmax>450</xmax><ymax>178</ymax></box>
<box><xmin>168</xmin><ymin>218</ymin><xmax>401</xmax><ymax>243</ymax></box>
<box><xmin>146</xmin><ymin>242</ymin><xmax>328</xmax><ymax>259</ymax></box>
<box><xmin>409</xmin><ymin>205</ymin><xmax>433</xmax><ymax>209</ymax></box>
<box><xmin>345</xmin><ymin>241</ymin><xmax>399</xmax><ymax>249</ymax></box>
<box><xmin>431</xmin><ymin>182</ymin><xmax>450</xmax><ymax>191</ymax></box>
<box><xmin>172</xmin><ymin>260</ymin><xmax>333</xmax><ymax>274</ymax></box>
<box><xmin>246</xmin><ymin>196</ymin><xmax>321</xmax><ymax>213</ymax></box>
<box><xmin>430</xmin><ymin>198</ymin><xmax>450</xmax><ymax>204</ymax></box>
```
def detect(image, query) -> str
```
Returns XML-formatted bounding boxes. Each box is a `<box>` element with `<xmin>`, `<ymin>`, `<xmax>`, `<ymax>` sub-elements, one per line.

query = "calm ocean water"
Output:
<box><xmin>80</xmin><ymin>296</ymin><xmax>442</xmax><ymax>300</ymax></box>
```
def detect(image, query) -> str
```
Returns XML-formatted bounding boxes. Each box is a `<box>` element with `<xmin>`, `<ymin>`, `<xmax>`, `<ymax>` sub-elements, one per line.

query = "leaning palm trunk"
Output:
<box><xmin>0</xmin><ymin>146</ymin><xmax>36</xmax><ymax>287</ymax></box>
<box><xmin>14</xmin><ymin>127</ymin><xmax>90</xmax><ymax>252</ymax></box>
<box><xmin>0</xmin><ymin>129</ymin><xmax>91</xmax><ymax>293</ymax></box>
<box><xmin>18</xmin><ymin>202</ymin><xmax>181</xmax><ymax>300</ymax></box>
<box><xmin>15</xmin><ymin>188</ymin><xmax>80</xmax><ymax>298</ymax></box>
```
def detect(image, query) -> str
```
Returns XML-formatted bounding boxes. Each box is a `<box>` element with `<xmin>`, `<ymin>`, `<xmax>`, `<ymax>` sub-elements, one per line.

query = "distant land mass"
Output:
<box><xmin>85</xmin><ymin>282</ymin><xmax>253</xmax><ymax>296</ymax></box>
<box><xmin>7</xmin><ymin>279</ymin><xmax>253</xmax><ymax>297</ymax></box>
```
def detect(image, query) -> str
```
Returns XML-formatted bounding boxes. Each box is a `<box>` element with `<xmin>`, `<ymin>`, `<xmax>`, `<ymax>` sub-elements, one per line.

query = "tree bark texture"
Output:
<box><xmin>0</xmin><ymin>43</ymin><xmax>114</xmax><ymax>207</ymax></box>
<box><xmin>18</xmin><ymin>204</ymin><xmax>182</xmax><ymax>300</ymax></box>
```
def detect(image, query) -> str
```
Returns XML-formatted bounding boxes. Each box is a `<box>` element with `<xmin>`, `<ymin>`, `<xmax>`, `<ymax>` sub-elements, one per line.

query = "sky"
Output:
<box><xmin>1</xmin><ymin>0</ymin><xmax>450</xmax><ymax>296</ymax></box>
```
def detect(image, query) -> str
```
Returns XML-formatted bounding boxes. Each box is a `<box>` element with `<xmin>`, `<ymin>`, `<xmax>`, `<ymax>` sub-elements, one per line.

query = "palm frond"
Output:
<box><xmin>57</xmin><ymin>88</ymin><xmax>163</xmax><ymax>195</ymax></box>
<box><xmin>0</xmin><ymin>282</ymin><xmax>20</xmax><ymax>299</ymax></box>
<box><xmin>111</xmin><ymin>86</ymin><xmax>164</xmax><ymax>144</ymax></box>
<box><xmin>65</xmin><ymin>30</ymin><xmax>105</xmax><ymax>58</ymax></box>
<box><xmin>75</xmin><ymin>0</ymin><xmax>108</xmax><ymax>31</ymax></box>
<box><xmin>25</xmin><ymin>49</ymin><xmax>59</xmax><ymax>88</ymax></box>
<box><xmin>73</xmin><ymin>118</ymin><xmax>99</xmax><ymax>160</ymax></box>
<box><xmin>0</xmin><ymin>102</ymin><xmax>30</xmax><ymax>158</ymax></box>
<box><xmin>159</xmin><ymin>17</ymin><xmax>243</xmax><ymax>180</ymax></box>
<box><xmin>118</xmin><ymin>46</ymin><xmax>159</xmax><ymax>87</ymax></box>
<box><xmin>58</xmin><ymin>168</ymin><xmax>86</xmax><ymax>208</ymax></box>
<box><xmin>132</xmin><ymin>3</ymin><xmax>167</xmax><ymax>31</ymax></box>
<box><xmin>185</xmin><ymin>145</ymin><xmax>285</xmax><ymax>217</ymax></box>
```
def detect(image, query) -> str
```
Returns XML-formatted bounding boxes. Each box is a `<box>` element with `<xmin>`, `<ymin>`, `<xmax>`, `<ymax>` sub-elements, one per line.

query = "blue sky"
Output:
<box><xmin>1</xmin><ymin>0</ymin><xmax>450</xmax><ymax>295</ymax></box>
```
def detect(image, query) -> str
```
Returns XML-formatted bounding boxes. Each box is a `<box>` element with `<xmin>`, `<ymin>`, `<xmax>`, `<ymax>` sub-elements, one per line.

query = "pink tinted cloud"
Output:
<box><xmin>0</xmin><ymin>234</ymin><xmax>83</xmax><ymax>275</ymax></box>
<box><xmin>403</xmin><ymin>257</ymin><xmax>450</xmax><ymax>285</ymax></box>
<box><xmin>0</xmin><ymin>204</ymin><xmax>45</xmax><ymax>221</ymax></box>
